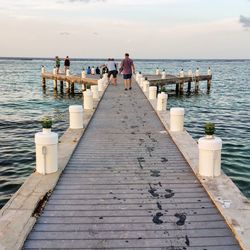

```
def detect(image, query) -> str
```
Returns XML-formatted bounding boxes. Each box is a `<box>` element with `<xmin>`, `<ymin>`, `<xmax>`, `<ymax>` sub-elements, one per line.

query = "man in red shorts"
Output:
<box><xmin>119</xmin><ymin>53</ymin><xmax>135</xmax><ymax>91</ymax></box>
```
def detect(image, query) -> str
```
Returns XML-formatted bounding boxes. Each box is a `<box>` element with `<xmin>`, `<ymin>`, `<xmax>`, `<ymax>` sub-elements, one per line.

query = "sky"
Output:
<box><xmin>0</xmin><ymin>0</ymin><xmax>249</xmax><ymax>59</ymax></box>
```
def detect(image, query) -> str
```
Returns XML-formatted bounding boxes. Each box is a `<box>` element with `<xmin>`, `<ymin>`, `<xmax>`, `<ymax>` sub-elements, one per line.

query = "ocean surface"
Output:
<box><xmin>0</xmin><ymin>58</ymin><xmax>249</xmax><ymax>208</ymax></box>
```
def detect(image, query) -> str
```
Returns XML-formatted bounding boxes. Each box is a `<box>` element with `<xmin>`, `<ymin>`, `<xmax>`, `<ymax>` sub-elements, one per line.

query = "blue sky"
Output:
<box><xmin>0</xmin><ymin>0</ymin><xmax>249</xmax><ymax>58</ymax></box>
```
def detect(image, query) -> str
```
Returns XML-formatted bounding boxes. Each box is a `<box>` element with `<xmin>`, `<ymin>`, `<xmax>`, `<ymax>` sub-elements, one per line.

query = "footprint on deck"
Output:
<box><xmin>150</xmin><ymin>170</ymin><xmax>161</xmax><ymax>177</ymax></box>
<box><xmin>161</xmin><ymin>157</ymin><xmax>168</xmax><ymax>163</ymax></box>
<box><xmin>148</xmin><ymin>183</ymin><xmax>159</xmax><ymax>198</ymax></box>
<box><xmin>164</xmin><ymin>189</ymin><xmax>175</xmax><ymax>198</ymax></box>
<box><xmin>174</xmin><ymin>213</ymin><xmax>187</xmax><ymax>226</ymax></box>
<box><xmin>156</xmin><ymin>202</ymin><xmax>162</xmax><ymax>210</ymax></box>
<box><xmin>152</xmin><ymin>212</ymin><xmax>163</xmax><ymax>224</ymax></box>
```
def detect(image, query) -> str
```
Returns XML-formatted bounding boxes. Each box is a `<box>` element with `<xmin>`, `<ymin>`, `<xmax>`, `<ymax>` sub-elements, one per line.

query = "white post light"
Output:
<box><xmin>143</xmin><ymin>80</ymin><xmax>149</xmax><ymax>93</ymax></box>
<box><xmin>170</xmin><ymin>107</ymin><xmax>185</xmax><ymax>132</ymax></box>
<box><xmin>195</xmin><ymin>67</ymin><xmax>200</xmax><ymax>77</ymax></box>
<box><xmin>98</xmin><ymin>79</ymin><xmax>104</xmax><ymax>92</ymax></box>
<box><xmin>180</xmin><ymin>69</ymin><xmax>184</xmax><ymax>78</ymax></box>
<box><xmin>140</xmin><ymin>77</ymin><xmax>145</xmax><ymax>88</ymax></box>
<box><xmin>207</xmin><ymin>67</ymin><xmax>212</xmax><ymax>76</ymax></box>
<box><xmin>149</xmin><ymin>86</ymin><xmax>157</xmax><ymax>100</ymax></box>
<box><xmin>35</xmin><ymin>130</ymin><xmax>58</xmax><ymax>175</ymax></box>
<box><xmin>198</xmin><ymin>137</ymin><xmax>222</xmax><ymax>177</ymax></box>
<box><xmin>84</xmin><ymin>89</ymin><xmax>93</xmax><ymax>110</ymax></box>
<box><xmin>91</xmin><ymin>85</ymin><xmax>99</xmax><ymax>99</ymax></box>
<box><xmin>69</xmin><ymin>105</ymin><xmax>83</xmax><ymax>129</ymax></box>
<box><xmin>161</xmin><ymin>70</ymin><xmax>166</xmax><ymax>79</ymax></box>
<box><xmin>157</xmin><ymin>92</ymin><xmax>168</xmax><ymax>111</ymax></box>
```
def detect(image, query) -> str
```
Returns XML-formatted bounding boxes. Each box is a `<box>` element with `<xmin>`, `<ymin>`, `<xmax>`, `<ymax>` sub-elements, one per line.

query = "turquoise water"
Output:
<box><xmin>0</xmin><ymin>58</ymin><xmax>249</xmax><ymax>208</ymax></box>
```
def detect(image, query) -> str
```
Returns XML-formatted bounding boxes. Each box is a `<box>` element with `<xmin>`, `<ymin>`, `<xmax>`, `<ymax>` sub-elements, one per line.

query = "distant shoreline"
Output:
<box><xmin>0</xmin><ymin>57</ymin><xmax>249</xmax><ymax>62</ymax></box>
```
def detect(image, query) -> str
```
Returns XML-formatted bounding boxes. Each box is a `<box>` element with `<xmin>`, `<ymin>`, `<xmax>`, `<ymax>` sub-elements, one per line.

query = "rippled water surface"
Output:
<box><xmin>0</xmin><ymin>58</ymin><xmax>249</xmax><ymax>208</ymax></box>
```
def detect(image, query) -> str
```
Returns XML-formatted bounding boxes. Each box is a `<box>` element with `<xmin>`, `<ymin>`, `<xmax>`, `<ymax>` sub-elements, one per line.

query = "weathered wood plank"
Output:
<box><xmin>24</xmin><ymin>76</ymin><xmax>238</xmax><ymax>249</ymax></box>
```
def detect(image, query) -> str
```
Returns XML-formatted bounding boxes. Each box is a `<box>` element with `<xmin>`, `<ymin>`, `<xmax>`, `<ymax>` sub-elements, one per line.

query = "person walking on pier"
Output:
<box><xmin>55</xmin><ymin>56</ymin><xmax>60</xmax><ymax>74</ymax></box>
<box><xmin>120</xmin><ymin>53</ymin><xmax>135</xmax><ymax>90</ymax></box>
<box><xmin>107</xmin><ymin>58</ymin><xmax>118</xmax><ymax>86</ymax></box>
<box><xmin>64</xmin><ymin>56</ymin><xmax>70</xmax><ymax>72</ymax></box>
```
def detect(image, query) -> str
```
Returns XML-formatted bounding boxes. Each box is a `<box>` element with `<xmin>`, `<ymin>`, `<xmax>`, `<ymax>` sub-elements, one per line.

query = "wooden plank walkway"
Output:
<box><xmin>24</xmin><ymin>76</ymin><xmax>239</xmax><ymax>249</ymax></box>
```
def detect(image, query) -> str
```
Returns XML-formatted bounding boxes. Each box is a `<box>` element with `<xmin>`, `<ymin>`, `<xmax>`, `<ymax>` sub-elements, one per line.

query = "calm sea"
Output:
<box><xmin>0</xmin><ymin>58</ymin><xmax>249</xmax><ymax>208</ymax></box>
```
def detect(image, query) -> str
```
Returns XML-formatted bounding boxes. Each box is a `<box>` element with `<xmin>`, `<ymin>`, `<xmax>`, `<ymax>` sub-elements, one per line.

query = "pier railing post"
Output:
<box><xmin>149</xmin><ymin>86</ymin><xmax>157</xmax><ymax>100</ymax></box>
<box><xmin>157</xmin><ymin>92</ymin><xmax>168</xmax><ymax>111</ymax></box>
<box><xmin>195</xmin><ymin>68</ymin><xmax>200</xmax><ymax>93</ymax></box>
<box><xmin>35</xmin><ymin>130</ymin><xmax>58</xmax><ymax>175</ymax></box>
<box><xmin>91</xmin><ymin>85</ymin><xmax>99</xmax><ymax>99</ymax></box>
<box><xmin>84</xmin><ymin>89</ymin><xmax>94</xmax><ymax>110</ymax></box>
<box><xmin>198</xmin><ymin>136</ymin><xmax>222</xmax><ymax>177</ymax></box>
<box><xmin>170</xmin><ymin>107</ymin><xmax>185</xmax><ymax>132</ymax></box>
<box><xmin>69</xmin><ymin>105</ymin><xmax>83</xmax><ymax>129</ymax></box>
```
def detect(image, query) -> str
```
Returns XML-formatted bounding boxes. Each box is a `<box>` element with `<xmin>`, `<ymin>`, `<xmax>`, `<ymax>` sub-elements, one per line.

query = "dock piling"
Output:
<box><xmin>53</xmin><ymin>79</ymin><xmax>57</xmax><ymax>91</ymax></box>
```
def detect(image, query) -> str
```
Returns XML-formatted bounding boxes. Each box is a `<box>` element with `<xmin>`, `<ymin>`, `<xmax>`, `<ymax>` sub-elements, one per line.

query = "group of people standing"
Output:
<box><xmin>55</xmin><ymin>53</ymin><xmax>135</xmax><ymax>91</ymax></box>
<box><xmin>55</xmin><ymin>56</ymin><xmax>70</xmax><ymax>74</ymax></box>
<box><xmin>106</xmin><ymin>53</ymin><xmax>135</xmax><ymax>90</ymax></box>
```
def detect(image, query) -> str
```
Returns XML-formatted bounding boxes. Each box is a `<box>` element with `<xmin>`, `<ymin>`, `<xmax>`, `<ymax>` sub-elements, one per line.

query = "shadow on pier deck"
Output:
<box><xmin>24</xmin><ymin>76</ymin><xmax>239</xmax><ymax>249</ymax></box>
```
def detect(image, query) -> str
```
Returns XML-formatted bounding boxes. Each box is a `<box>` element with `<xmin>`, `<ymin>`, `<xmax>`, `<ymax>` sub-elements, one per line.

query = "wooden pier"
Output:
<box><xmin>24</xmin><ymin>76</ymin><xmax>239</xmax><ymax>249</ymax></box>
<box><xmin>145</xmin><ymin>74</ymin><xmax>212</xmax><ymax>94</ymax></box>
<box><xmin>41</xmin><ymin>71</ymin><xmax>212</xmax><ymax>95</ymax></box>
<box><xmin>41</xmin><ymin>72</ymin><xmax>99</xmax><ymax>94</ymax></box>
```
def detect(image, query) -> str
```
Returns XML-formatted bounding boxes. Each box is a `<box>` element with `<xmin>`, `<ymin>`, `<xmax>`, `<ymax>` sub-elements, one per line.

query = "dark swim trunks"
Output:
<box><xmin>108</xmin><ymin>70</ymin><xmax>118</xmax><ymax>78</ymax></box>
<box><xmin>123</xmin><ymin>74</ymin><xmax>132</xmax><ymax>79</ymax></box>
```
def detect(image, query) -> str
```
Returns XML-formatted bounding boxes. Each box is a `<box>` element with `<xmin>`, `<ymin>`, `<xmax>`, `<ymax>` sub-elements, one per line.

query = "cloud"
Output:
<box><xmin>239</xmin><ymin>15</ymin><xmax>250</xmax><ymax>28</ymax></box>
<box><xmin>60</xmin><ymin>32</ymin><xmax>71</xmax><ymax>35</ymax></box>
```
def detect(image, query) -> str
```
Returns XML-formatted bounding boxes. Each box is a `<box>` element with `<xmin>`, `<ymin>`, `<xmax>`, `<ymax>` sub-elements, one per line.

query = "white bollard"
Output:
<box><xmin>180</xmin><ymin>69</ymin><xmax>184</xmax><ymax>78</ymax></box>
<box><xmin>161</xmin><ymin>70</ymin><xmax>166</xmax><ymax>79</ymax></box>
<box><xmin>170</xmin><ymin>107</ymin><xmax>185</xmax><ymax>132</ymax></box>
<box><xmin>35</xmin><ymin>130</ymin><xmax>58</xmax><ymax>175</ymax></box>
<box><xmin>188</xmin><ymin>70</ymin><xmax>192</xmax><ymax>77</ymax></box>
<box><xmin>102</xmin><ymin>74</ymin><xmax>109</xmax><ymax>85</ymax></box>
<box><xmin>195</xmin><ymin>68</ymin><xmax>200</xmax><ymax>77</ymax></box>
<box><xmin>53</xmin><ymin>67</ymin><xmax>57</xmax><ymax>75</ymax></box>
<box><xmin>81</xmin><ymin>70</ymin><xmax>86</xmax><ymax>78</ymax></box>
<box><xmin>157</xmin><ymin>92</ymin><xmax>168</xmax><ymax>111</ymax></box>
<box><xmin>69</xmin><ymin>105</ymin><xmax>83</xmax><ymax>129</ymax></box>
<box><xmin>198</xmin><ymin>137</ymin><xmax>222</xmax><ymax>177</ymax></box>
<box><xmin>41</xmin><ymin>65</ymin><xmax>45</xmax><ymax>74</ymax></box>
<box><xmin>98</xmin><ymin>79</ymin><xmax>104</xmax><ymax>92</ymax></box>
<box><xmin>91</xmin><ymin>85</ymin><xmax>99</xmax><ymax>99</ymax></box>
<box><xmin>149</xmin><ymin>86</ymin><xmax>157</xmax><ymax>100</ymax></box>
<box><xmin>156</xmin><ymin>68</ymin><xmax>160</xmax><ymax>75</ymax></box>
<box><xmin>143</xmin><ymin>80</ymin><xmax>149</xmax><ymax>93</ymax></box>
<box><xmin>140</xmin><ymin>77</ymin><xmax>145</xmax><ymax>88</ymax></box>
<box><xmin>84</xmin><ymin>89</ymin><xmax>93</xmax><ymax>110</ymax></box>
<box><xmin>66</xmin><ymin>69</ymin><xmax>70</xmax><ymax>76</ymax></box>
<box><xmin>207</xmin><ymin>67</ymin><xmax>212</xmax><ymax>75</ymax></box>
<box><xmin>137</xmin><ymin>74</ymin><xmax>142</xmax><ymax>84</ymax></box>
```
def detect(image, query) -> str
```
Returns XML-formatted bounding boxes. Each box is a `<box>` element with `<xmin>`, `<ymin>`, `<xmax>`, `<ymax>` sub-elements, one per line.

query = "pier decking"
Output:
<box><xmin>24</xmin><ymin>77</ymin><xmax>239</xmax><ymax>249</ymax></box>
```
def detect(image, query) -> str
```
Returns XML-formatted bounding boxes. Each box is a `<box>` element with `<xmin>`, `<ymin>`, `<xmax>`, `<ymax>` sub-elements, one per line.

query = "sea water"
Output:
<box><xmin>0</xmin><ymin>58</ymin><xmax>249</xmax><ymax>208</ymax></box>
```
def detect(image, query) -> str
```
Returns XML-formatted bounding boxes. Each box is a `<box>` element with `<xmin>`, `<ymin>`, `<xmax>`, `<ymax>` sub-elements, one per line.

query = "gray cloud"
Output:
<box><xmin>60</xmin><ymin>32</ymin><xmax>71</xmax><ymax>35</ymax></box>
<box><xmin>239</xmin><ymin>15</ymin><xmax>250</xmax><ymax>28</ymax></box>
